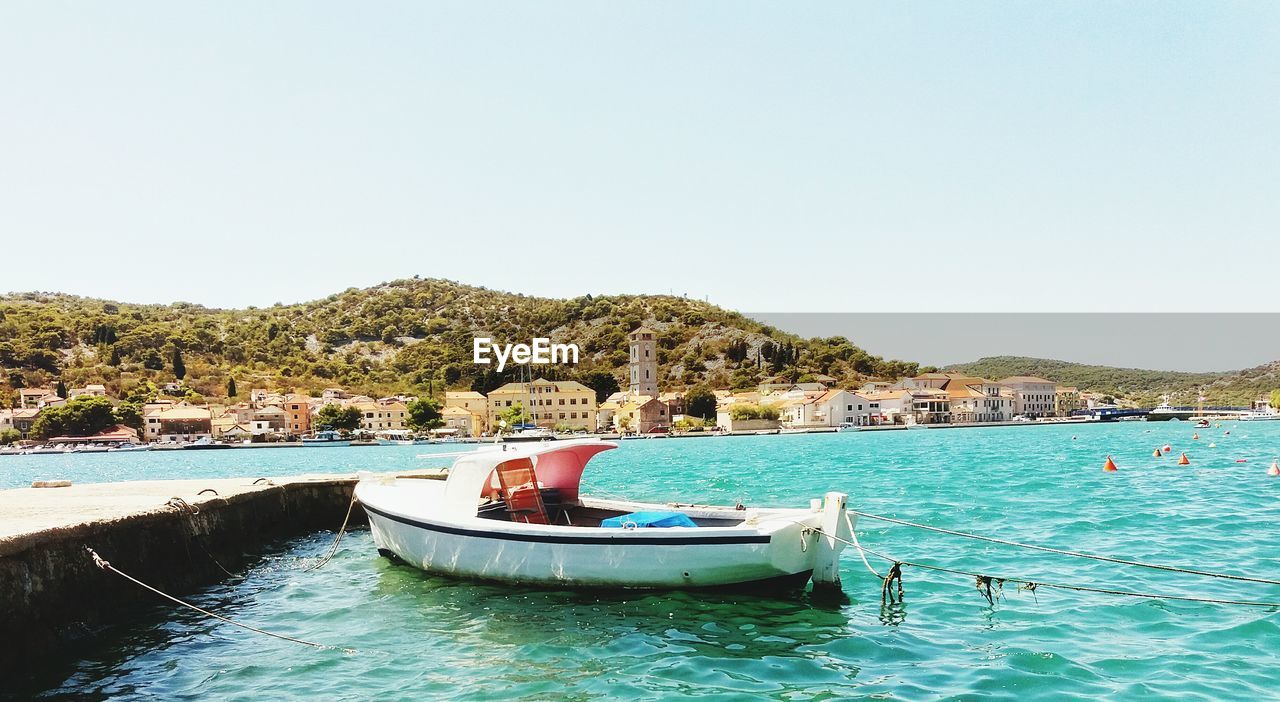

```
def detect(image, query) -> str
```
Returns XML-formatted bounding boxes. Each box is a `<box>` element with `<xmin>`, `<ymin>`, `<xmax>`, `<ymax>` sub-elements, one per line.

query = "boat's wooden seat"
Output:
<box><xmin>495</xmin><ymin>458</ymin><xmax>549</xmax><ymax>524</ymax></box>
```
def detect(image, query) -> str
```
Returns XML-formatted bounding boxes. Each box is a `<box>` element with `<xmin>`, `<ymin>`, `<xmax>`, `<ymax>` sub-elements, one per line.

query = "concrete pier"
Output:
<box><xmin>0</xmin><ymin>474</ymin><xmax>386</xmax><ymax>677</ymax></box>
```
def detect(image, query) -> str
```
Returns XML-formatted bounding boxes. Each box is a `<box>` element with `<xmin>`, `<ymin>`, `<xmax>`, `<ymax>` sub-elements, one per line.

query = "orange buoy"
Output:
<box><xmin>1268</xmin><ymin>460</ymin><xmax>1280</xmax><ymax>476</ymax></box>
<box><xmin>1178</xmin><ymin>452</ymin><xmax>1190</xmax><ymax>465</ymax></box>
<box><xmin>1192</xmin><ymin>433</ymin><xmax>1200</xmax><ymax>440</ymax></box>
<box><xmin>1152</xmin><ymin>448</ymin><xmax>1162</xmax><ymax>457</ymax></box>
<box><xmin>1162</xmin><ymin>444</ymin><xmax>1172</xmax><ymax>453</ymax></box>
<box><xmin>1104</xmin><ymin>455</ymin><xmax>1118</xmax><ymax>472</ymax></box>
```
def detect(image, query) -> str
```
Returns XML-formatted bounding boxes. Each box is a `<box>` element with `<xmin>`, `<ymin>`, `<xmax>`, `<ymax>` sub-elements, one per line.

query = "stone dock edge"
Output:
<box><xmin>0</xmin><ymin>474</ymin><xmax>379</xmax><ymax>679</ymax></box>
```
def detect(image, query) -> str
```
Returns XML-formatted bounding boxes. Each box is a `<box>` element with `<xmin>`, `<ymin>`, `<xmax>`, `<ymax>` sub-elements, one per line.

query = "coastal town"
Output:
<box><xmin>0</xmin><ymin>327</ymin><xmax>1111</xmax><ymax>450</ymax></box>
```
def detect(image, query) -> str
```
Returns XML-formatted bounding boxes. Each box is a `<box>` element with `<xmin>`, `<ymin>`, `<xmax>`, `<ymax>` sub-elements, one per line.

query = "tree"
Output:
<box><xmin>727</xmin><ymin>403</ymin><xmax>780</xmax><ymax>421</ymax></box>
<box><xmin>684</xmin><ymin>385</ymin><xmax>718</xmax><ymax>420</ymax></box>
<box><xmin>0</xmin><ymin>428</ymin><xmax>20</xmax><ymax>445</ymax></box>
<box><xmin>497</xmin><ymin>402</ymin><xmax>529</xmax><ymax>429</ymax></box>
<box><xmin>114</xmin><ymin>402</ymin><xmax>144</xmax><ymax>431</ymax></box>
<box><xmin>227</xmin><ymin>378</ymin><xmax>237</xmax><ymax>397</ymax></box>
<box><xmin>1270</xmin><ymin>389</ymin><xmax>1280</xmax><ymax>410</ymax></box>
<box><xmin>315</xmin><ymin>404</ymin><xmax>362</xmax><ymax>432</ymax></box>
<box><xmin>172</xmin><ymin>347</ymin><xmax>186</xmax><ymax>380</ymax></box>
<box><xmin>31</xmin><ymin>396</ymin><xmax>119</xmax><ymax>439</ymax></box>
<box><xmin>579</xmin><ymin>370</ymin><xmax>620</xmax><ymax>403</ymax></box>
<box><xmin>406</xmin><ymin>397</ymin><xmax>444</xmax><ymax>432</ymax></box>
<box><xmin>55</xmin><ymin>379</ymin><xmax>68</xmax><ymax>399</ymax></box>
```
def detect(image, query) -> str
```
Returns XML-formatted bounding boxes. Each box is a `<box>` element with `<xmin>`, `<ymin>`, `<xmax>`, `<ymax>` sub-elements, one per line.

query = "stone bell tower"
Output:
<box><xmin>628</xmin><ymin>326</ymin><xmax>659</xmax><ymax>398</ymax></box>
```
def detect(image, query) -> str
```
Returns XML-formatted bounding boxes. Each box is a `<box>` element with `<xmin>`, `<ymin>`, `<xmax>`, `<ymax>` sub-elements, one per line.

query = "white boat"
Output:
<box><xmin>502</xmin><ymin>426</ymin><xmax>556</xmax><ymax>442</ymax></box>
<box><xmin>301</xmin><ymin>430</ymin><xmax>353</xmax><ymax>447</ymax></box>
<box><xmin>71</xmin><ymin>444</ymin><xmax>111</xmax><ymax>453</ymax></box>
<box><xmin>29</xmin><ymin>444</ymin><xmax>71</xmax><ymax>455</ymax></box>
<box><xmin>837</xmin><ymin>423</ymin><xmax>861</xmax><ymax>432</ymax></box>
<box><xmin>1239</xmin><ymin>411</ymin><xmax>1280</xmax><ymax>422</ymax></box>
<box><xmin>107</xmin><ymin>442</ymin><xmax>151</xmax><ymax>452</ymax></box>
<box><xmin>182</xmin><ymin>436</ymin><xmax>232</xmax><ymax>450</ymax></box>
<box><xmin>356</xmin><ymin>440</ymin><xmax>851</xmax><ymax>591</ymax></box>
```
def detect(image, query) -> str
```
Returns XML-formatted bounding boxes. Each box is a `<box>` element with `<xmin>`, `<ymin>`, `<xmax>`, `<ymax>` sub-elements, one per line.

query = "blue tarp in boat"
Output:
<box><xmin>601</xmin><ymin>511</ymin><xmax>698</xmax><ymax>529</ymax></box>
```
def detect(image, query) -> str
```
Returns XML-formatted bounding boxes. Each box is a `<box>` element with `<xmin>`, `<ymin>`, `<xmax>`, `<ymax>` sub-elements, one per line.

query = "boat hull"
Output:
<box><xmin>360</xmin><ymin>498</ymin><xmax>828</xmax><ymax>590</ymax></box>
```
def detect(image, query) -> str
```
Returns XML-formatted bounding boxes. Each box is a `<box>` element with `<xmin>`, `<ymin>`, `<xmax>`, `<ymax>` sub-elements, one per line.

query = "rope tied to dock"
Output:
<box><xmin>851</xmin><ymin>509</ymin><xmax>1280</xmax><ymax>587</ymax></box>
<box><xmin>166</xmin><ymin>496</ymin><xmax>237</xmax><ymax>578</ymax></box>
<box><xmin>85</xmin><ymin>546</ymin><xmax>357</xmax><ymax>653</ymax></box>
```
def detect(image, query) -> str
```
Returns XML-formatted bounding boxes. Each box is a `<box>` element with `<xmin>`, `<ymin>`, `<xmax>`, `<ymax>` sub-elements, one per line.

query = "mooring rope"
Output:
<box><xmin>851</xmin><ymin>510</ymin><xmax>1280</xmax><ymax>587</ymax></box>
<box><xmin>844</xmin><ymin>512</ymin><xmax>884</xmax><ymax>580</ymax></box>
<box><xmin>305</xmin><ymin>491</ymin><xmax>359</xmax><ymax>572</ymax></box>
<box><xmin>166</xmin><ymin>497</ymin><xmax>237</xmax><ymax>578</ymax></box>
<box><xmin>817</xmin><ymin>527</ymin><xmax>1280</xmax><ymax>609</ymax></box>
<box><xmin>85</xmin><ymin>546</ymin><xmax>356</xmax><ymax>652</ymax></box>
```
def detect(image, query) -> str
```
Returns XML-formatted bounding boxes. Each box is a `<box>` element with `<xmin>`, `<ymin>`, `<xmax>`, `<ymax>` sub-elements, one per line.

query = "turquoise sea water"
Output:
<box><xmin>7</xmin><ymin>421</ymin><xmax>1280</xmax><ymax>699</ymax></box>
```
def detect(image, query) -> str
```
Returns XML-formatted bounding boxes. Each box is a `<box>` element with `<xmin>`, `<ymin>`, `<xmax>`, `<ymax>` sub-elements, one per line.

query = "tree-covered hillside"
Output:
<box><xmin>0</xmin><ymin>279</ymin><xmax>920</xmax><ymax>406</ymax></box>
<box><xmin>943</xmin><ymin>356</ymin><xmax>1250</xmax><ymax>405</ymax></box>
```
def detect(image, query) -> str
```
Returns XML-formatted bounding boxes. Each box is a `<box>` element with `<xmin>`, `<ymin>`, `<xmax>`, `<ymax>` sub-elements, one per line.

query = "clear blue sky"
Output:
<box><xmin>2</xmin><ymin>2</ymin><xmax>1276</xmax><ymax>312</ymax></box>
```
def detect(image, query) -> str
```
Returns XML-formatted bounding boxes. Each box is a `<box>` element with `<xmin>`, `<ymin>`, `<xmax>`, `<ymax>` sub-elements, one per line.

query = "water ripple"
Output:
<box><xmin>9</xmin><ymin>421</ymin><xmax>1280</xmax><ymax>699</ymax></box>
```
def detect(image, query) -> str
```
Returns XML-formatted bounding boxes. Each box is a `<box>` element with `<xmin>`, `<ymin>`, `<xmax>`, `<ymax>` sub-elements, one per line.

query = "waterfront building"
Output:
<box><xmin>1055</xmin><ymin>386</ymin><xmax>1082</xmax><ymax>416</ymax></box>
<box><xmin>596</xmin><ymin>400</ymin><xmax>619</xmax><ymax>432</ymax></box>
<box><xmin>444</xmin><ymin>390</ymin><xmax>487</xmax><ymax>419</ymax></box>
<box><xmin>284</xmin><ymin>394</ymin><xmax>312</xmax><ymax>436</ymax></box>
<box><xmin>487</xmin><ymin>379</ymin><xmax>597</xmax><ymax>431</ymax></box>
<box><xmin>355</xmin><ymin>401</ymin><xmax>408</xmax><ymax>432</ymax></box>
<box><xmin>252</xmin><ymin>405</ymin><xmax>287</xmax><ymax>434</ymax></box>
<box><xmin>0</xmin><ymin>409</ymin><xmax>11</xmax><ymax>435</ymax></box>
<box><xmin>910</xmin><ymin>389</ymin><xmax>953</xmax><ymax>424</ymax></box>
<box><xmin>440</xmin><ymin>406</ymin><xmax>479</xmax><ymax>437</ymax></box>
<box><xmin>999</xmin><ymin>377</ymin><xmax>1059</xmax><ymax>418</ymax></box>
<box><xmin>613</xmin><ymin>395</ymin><xmax>668</xmax><ymax>433</ymax></box>
<box><xmin>11</xmin><ymin>408</ymin><xmax>40</xmax><ymax>439</ymax></box>
<box><xmin>901</xmin><ymin>372</ymin><xmax>960</xmax><ymax>391</ymax></box>
<box><xmin>779</xmin><ymin>394</ymin><xmax>822</xmax><ymax>427</ymax></box>
<box><xmin>946</xmin><ymin>378</ymin><xmax>1014</xmax><ymax>423</ymax></box>
<box><xmin>143</xmin><ymin>406</ymin><xmax>213</xmax><ymax>442</ymax></box>
<box><xmin>812</xmin><ymin>389</ymin><xmax>879</xmax><ymax>426</ymax></box>
<box><xmin>628</xmin><ymin>327</ymin><xmax>659</xmax><ymax>398</ymax></box>
<box><xmin>46</xmin><ymin>424</ymin><xmax>140</xmax><ymax>445</ymax></box>
<box><xmin>210</xmin><ymin>413</ymin><xmax>242</xmax><ymax>437</ymax></box>
<box><xmin>658</xmin><ymin>391</ymin><xmax>685</xmax><ymax>418</ymax></box>
<box><xmin>221</xmin><ymin>424</ymin><xmax>253</xmax><ymax>440</ymax></box>
<box><xmin>443</xmin><ymin>391</ymin><xmax>488</xmax><ymax>436</ymax></box>
<box><xmin>861</xmin><ymin>389</ymin><xmax>912</xmax><ymax>423</ymax></box>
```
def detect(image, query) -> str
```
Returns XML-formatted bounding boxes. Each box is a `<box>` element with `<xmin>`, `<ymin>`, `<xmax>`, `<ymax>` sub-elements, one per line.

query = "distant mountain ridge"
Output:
<box><xmin>944</xmin><ymin>355</ymin><xmax>1278</xmax><ymax>405</ymax></box>
<box><xmin>0</xmin><ymin>279</ymin><xmax>920</xmax><ymax>405</ymax></box>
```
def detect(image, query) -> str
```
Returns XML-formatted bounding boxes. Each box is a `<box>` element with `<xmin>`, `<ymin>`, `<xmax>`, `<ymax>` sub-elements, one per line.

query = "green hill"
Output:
<box><xmin>0</xmin><ymin>279</ymin><xmax>920</xmax><ymax>405</ymax></box>
<box><xmin>942</xmin><ymin>356</ymin><xmax>1249</xmax><ymax>405</ymax></box>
